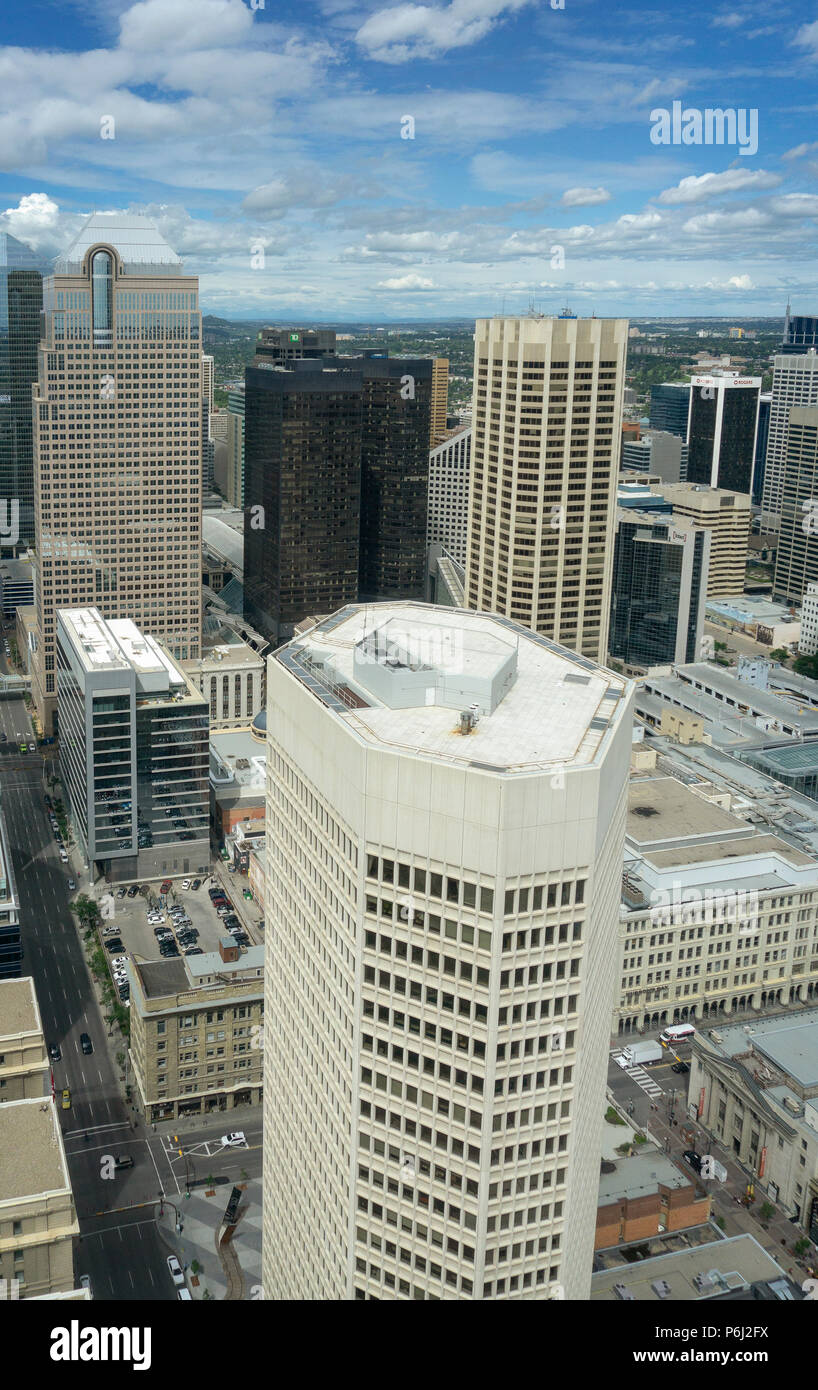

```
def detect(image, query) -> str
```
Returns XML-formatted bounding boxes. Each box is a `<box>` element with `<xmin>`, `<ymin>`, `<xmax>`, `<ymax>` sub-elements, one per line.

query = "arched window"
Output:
<box><xmin>92</xmin><ymin>250</ymin><xmax>113</xmax><ymax>346</ymax></box>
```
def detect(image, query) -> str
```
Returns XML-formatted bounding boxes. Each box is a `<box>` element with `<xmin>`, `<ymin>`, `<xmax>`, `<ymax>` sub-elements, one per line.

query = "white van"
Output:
<box><xmin>660</xmin><ymin>1023</ymin><xmax>695</xmax><ymax>1045</ymax></box>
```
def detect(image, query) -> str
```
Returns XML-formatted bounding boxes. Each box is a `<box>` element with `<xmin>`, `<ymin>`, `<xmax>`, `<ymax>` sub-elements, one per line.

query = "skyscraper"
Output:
<box><xmin>753</xmin><ymin>392</ymin><xmax>771</xmax><ymax>507</ymax></box>
<box><xmin>0</xmin><ymin>233</ymin><xmax>45</xmax><ymax>551</ymax></box>
<box><xmin>465</xmin><ymin>313</ymin><xmax>628</xmax><ymax>664</ymax></box>
<box><xmin>609</xmin><ymin>510</ymin><xmax>709</xmax><ymax>670</ymax></box>
<box><xmin>686</xmin><ymin>373</ymin><xmax>761</xmax><ymax>493</ymax></box>
<box><xmin>430</xmin><ymin>356</ymin><xmax>449</xmax><ymax>445</ymax></box>
<box><xmin>427</xmin><ymin>425</ymin><xmax>471</xmax><ymax>567</ymax></box>
<box><xmin>262</xmin><ymin>601</ymin><xmax>633</xmax><ymax>1300</ymax></box>
<box><xmin>773</xmin><ymin>406</ymin><xmax>818</xmax><ymax>604</ymax></box>
<box><xmin>255</xmin><ymin>326</ymin><xmax>337</xmax><ymax>366</ymax></box>
<box><xmin>30</xmin><ymin>214</ymin><xmax>203</xmax><ymax>734</ymax></box>
<box><xmin>243</xmin><ymin>360</ymin><xmax>363</xmax><ymax>644</ymax></box>
<box><xmin>781</xmin><ymin>304</ymin><xmax>818</xmax><ymax>356</ymax></box>
<box><xmin>357</xmin><ymin>355</ymin><xmax>433</xmax><ymax>602</ymax></box>
<box><xmin>761</xmin><ymin>351</ymin><xmax>818</xmax><ymax>526</ymax></box>
<box><xmin>647</xmin><ymin>482</ymin><xmax>750</xmax><ymax>599</ymax></box>
<box><xmin>649</xmin><ymin>381</ymin><xmax>690</xmax><ymax>439</ymax></box>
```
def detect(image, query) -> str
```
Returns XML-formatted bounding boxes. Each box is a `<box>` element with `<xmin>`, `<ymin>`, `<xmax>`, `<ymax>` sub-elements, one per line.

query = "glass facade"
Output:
<box><xmin>781</xmin><ymin>313</ymin><xmax>818</xmax><ymax>356</ymax></box>
<box><xmin>610</xmin><ymin>520</ymin><xmax>704</xmax><ymax>668</ymax></box>
<box><xmin>649</xmin><ymin>382</ymin><xmax>690</xmax><ymax>440</ymax></box>
<box><xmin>0</xmin><ymin>233</ymin><xmax>44</xmax><ymax>550</ymax></box>
<box><xmin>136</xmin><ymin>700</ymin><xmax>209</xmax><ymax>864</ymax></box>
<box><xmin>687</xmin><ymin>384</ymin><xmax>759</xmax><ymax>492</ymax></box>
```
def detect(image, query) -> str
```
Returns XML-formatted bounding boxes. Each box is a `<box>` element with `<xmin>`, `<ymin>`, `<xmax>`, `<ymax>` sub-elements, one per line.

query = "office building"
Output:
<box><xmin>621</xmin><ymin>429</ymin><xmax>686</xmax><ymax>483</ymax></box>
<box><xmin>773</xmin><ymin>406</ymin><xmax>818</xmax><ymax>604</ymax></box>
<box><xmin>244</xmin><ymin>351</ymin><xmax>433</xmax><ymax>639</ymax></box>
<box><xmin>781</xmin><ymin>305</ymin><xmax>818</xmax><ymax>356</ymax></box>
<box><xmin>209</xmin><ymin>723</ymin><xmax>266</xmax><ymax>842</ymax></box>
<box><xmin>430</xmin><ymin>357</ymin><xmax>449</xmax><ymax>445</ymax></box>
<box><xmin>262</xmin><ymin>601</ymin><xmax>633</xmax><ymax>1300</ymax></box>
<box><xmin>0</xmin><ymin>978</ymin><xmax>48</xmax><ymax>1101</ymax></box>
<box><xmin>228</xmin><ymin>387</ymin><xmax>245</xmax><ymax>507</ymax></box>
<box><xmin>31</xmin><ymin>213</ymin><xmax>203</xmax><ymax>735</ymax></box>
<box><xmin>0</xmin><ymin>799</ymin><xmax>20</xmax><ymax>980</ymax></box>
<box><xmin>201</xmin><ymin>353</ymin><xmax>214</xmax><ymax>416</ymax></box>
<box><xmin>243</xmin><ymin>360</ymin><xmax>363</xmax><ymax>644</ymax></box>
<box><xmin>0</xmin><ymin>556</ymin><xmax>34</xmax><ymax>622</ymax></box>
<box><xmin>686</xmin><ymin>374</ymin><xmax>761</xmax><ymax>493</ymax></box>
<box><xmin>609</xmin><ymin>510</ymin><xmax>709</xmax><ymax>671</ymax></box>
<box><xmin>56</xmin><ymin>607</ymin><xmax>209</xmax><ymax>882</ymax></box>
<box><xmin>649</xmin><ymin>382</ymin><xmax>690</xmax><ymax>439</ymax></box>
<box><xmin>465</xmin><ymin>313</ymin><xmax>628</xmax><ymax>664</ymax></box>
<box><xmin>357</xmin><ymin>355</ymin><xmax>433</xmax><ymax>602</ymax></box>
<box><xmin>800</xmin><ymin>581</ymin><xmax>818</xmax><ymax>655</ymax></box>
<box><xmin>753</xmin><ymin>392</ymin><xmax>771</xmax><ymax>506</ymax></box>
<box><xmin>592</xmin><ymin>1233</ymin><xmax>797</xmax><ymax>1302</ymax></box>
<box><xmin>129</xmin><ymin>941</ymin><xmax>264</xmax><ymax>1123</ymax></box>
<box><xmin>762</xmin><ymin>351</ymin><xmax>818</xmax><ymax>526</ymax></box>
<box><xmin>691</xmin><ymin>1010</ymin><xmax>818</xmax><ymax>1236</ymax></box>
<box><xmin>0</xmin><ymin>1097</ymin><xmax>79</xmax><ymax>1298</ymax></box>
<box><xmin>212</xmin><ymin>406</ymin><xmax>243</xmax><ymax>509</ymax></box>
<box><xmin>617</xmin><ymin>772</ymin><xmax>818</xmax><ymax>1036</ymax></box>
<box><xmin>0</xmin><ymin>233</ymin><xmax>45</xmax><ymax>553</ymax></box>
<box><xmin>255</xmin><ymin>327</ymin><xmax>336</xmax><ymax>366</ymax></box>
<box><xmin>427</xmin><ymin>425</ymin><xmax>471</xmax><ymax>567</ymax></box>
<box><xmin>648</xmin><ymin>483</ymin><xmax>750</xmax><ymax>598</ymax></box>
<box><xmin>182</xmin><ymin>622</ymin><xmax>264</xmax><ymax>729</ymax></box>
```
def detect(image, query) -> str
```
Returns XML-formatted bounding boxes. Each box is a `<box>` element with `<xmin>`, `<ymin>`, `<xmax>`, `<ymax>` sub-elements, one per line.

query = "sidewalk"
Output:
<box><xmin>156</xmin><ymin>1176</ymin><xmax>262</xmax><ymax>1300</ymax></box>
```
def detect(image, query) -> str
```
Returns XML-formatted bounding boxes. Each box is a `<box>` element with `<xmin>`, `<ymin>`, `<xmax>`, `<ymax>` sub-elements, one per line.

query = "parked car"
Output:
<box><xmin>67</xmin><ymin>879</ymin><xmax>76</xmax><ymax>891</ymax></box>
<box><xmin>181</xmin><ymin>879</ymin><xmax>191</xmax><ymax>890</ymax></box>
<box><xmin>80</xmin><ymin>1032</ymin><xmax>93</xmax><ymax>1055</ymax></box>
<box><xmin>671</xmin><ymin>1061</ymin><xmax>690</xmax><ymax>1075</ymax></box>
<box><xmin>105</xmin><ymin>938</ymin><xmax>124</xmax><ymax>952</ymax></box>
<box><xmin>220</xmin><ymin>1131</ymin><xmax>247</xmax><ymax>1148</ymax></box>
<box><xmin>683</xmin><ymin>1150</ymin><xmax>702</xmax><ymax>1173</ymax></box>
<box><xmin>127</xmin><ymin>884</ymin><xmax>139</xmax><ymax>897</ymax></box>
<box><xmin>59</xmin><ymin>849</ymin><xmax>68</xmax><ymax>862</ymax></box>
<box><xmin>114</xmin><ymin>1155</ymin><xmax>134</xmax><ymax>1170</ymax></box>
<box><xmin>177</xmin><ymin>1288</ymin><xmax>192</xmax><ymax>1301</ymax></box>
<box><xmin>160</xmin><ymin>880</ymin><xmax>172</xmax><ymax>895</ymax></box>
<box><xmin>116</xmin><ymin>886</ymin><xmax>127</xmax><ymax>898</ymax></box>
<box><xmin>49</xmin><ymin>1042</ymin><xmax>61</xmax><ymax>1062</ymax></box>
<box><xmin>184</xmin><ymin>946</ymin><xmax>203</xmax><ymax>956</ymax></box>
<box><xmin>191</xmin><ymin>879</ymin><xmax>201</xmax><ymax>891</ymax></box>
<box><xmin>110</xmin><ymin>955</ymin><xmax>127</xmax><ymax>967</ymax></box>
<box><xmin>167</xmin><ymin>1255</ymin><xmax>185</xmax><ymax>1286</ymax></box>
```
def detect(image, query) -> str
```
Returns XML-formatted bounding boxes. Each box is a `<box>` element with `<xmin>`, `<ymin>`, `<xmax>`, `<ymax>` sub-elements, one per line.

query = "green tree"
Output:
<box><xmin>794</xmin><ymin>653</ymin><xmax>818</xmax><ymax>681</ymax></box>
<box><xmin>769</xmin><ymin>648</ymin><xmax>790</xmax><ymax>663</ymax></box>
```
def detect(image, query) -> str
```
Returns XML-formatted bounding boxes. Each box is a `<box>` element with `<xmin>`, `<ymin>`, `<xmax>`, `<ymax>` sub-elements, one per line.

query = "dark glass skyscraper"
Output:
<box><xmin>687</xmin><ymin>375</ymin><xmax>760</xmax><ymax>492</ymax></box>
<box><xmin>0</xmin><ymin>233</ymin><xmax>45</xmax><ymax>550</ymax></box>
<box><xmin>243</xmin><ymin>360</ymin><xmax>363</xmax><ymax>644</ymax></box>
<box><xmin>753</xmin><ymin>393</ymin><xmax>771</xmax><ymax>506</ymax></box>
<box><xmin>649</xmin><ymin>382</ymin><xmax>690</xmax><ymax>439</ymax></box>
<box><xmin>243</xmin><ymin>350</ymin><xmax>432</xmax><ymax>642</ymax></box>
<box><xmin>781</xmin><ymin>307</ymin><xmax>818</xmax><ymax>356</ymax></box>
<box><xmin>609</xmin><ymin>510</ymin><xmax>709</xmax><ymax>669</ymax></box>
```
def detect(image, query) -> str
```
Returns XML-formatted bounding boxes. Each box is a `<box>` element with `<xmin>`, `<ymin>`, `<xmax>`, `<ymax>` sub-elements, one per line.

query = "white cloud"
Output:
<box><xmin>561</xmin><ymin>186</ymin><xmax>611</xmax><ymax>207</ymax></box>
<box><xmin>0</xmin><ymin>193</ymin><xmax>66</xmax><ymax>251</ymax></box>
<box><xmin>704</xmin><ymin>273</ymin><xmax>754</xmax><ymax>290</ymax></box>
<box><xmin>794</xmin><ymin>19</ymin><xmax>818</xmax><ymax>55</ymax></box>
<box><xmin>118</xmin><ymin>0</ymin><xmax>253</xmax><ymax>51</ymax></box>
<box><xmin>658</xmin><ymin>168</ymin><xmax>781</xmax><ymax>204</ymax></box>
<box><xmin>783</xmin><ymin>141</ymin><xmax>818</xmax><ymax>160</ymax></box>
<box><xmin>355</xmin><ymin>0</ymin><xmax>532</xmax><ymax>64</ymax></box>
<box><xmin>376</xmin><ymin>273</ymin><xmax>435</xmax><ymax>289</ymax></box>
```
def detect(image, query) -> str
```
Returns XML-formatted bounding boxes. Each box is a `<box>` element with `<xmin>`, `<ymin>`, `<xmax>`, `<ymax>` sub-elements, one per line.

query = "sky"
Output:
<box><xmin>2</xmin><ymin>0</ymin><xmax>818</xmax><ymax>320</ymax></box>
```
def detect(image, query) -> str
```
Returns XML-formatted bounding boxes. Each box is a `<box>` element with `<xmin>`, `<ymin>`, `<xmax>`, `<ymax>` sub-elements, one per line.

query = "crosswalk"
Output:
<box><xmin>610</xmin><ymin>1051</ymin><xmax>664</xmax><ymax>1098</ymax></box>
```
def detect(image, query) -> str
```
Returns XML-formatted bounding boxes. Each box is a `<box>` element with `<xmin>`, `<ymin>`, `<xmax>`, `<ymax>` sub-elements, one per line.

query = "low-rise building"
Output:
<box><xmin>592</xmin><ymin>1232</ymin><xmax>799</xmax><ymax>1300</ymax></box>
<box><xmin>617</xmin><ymin>773</ymin><xmax>818</xmax><ymax>1035</ymax></box>
<box><xmin>182</xmin><ymin>620</ymin><xmax>264</xmax><ymax>730</ymax></box>
<box><xmin>691</xmin><ymin>1009</ymin><xmax>818</xmax><ymax>1235</ymax></box>
<box><xmin>0</xmin><ymin>978</ymin><xmax>48</xmax><ymax>1102</ymax></box>
<box><xmin>0</xmin><ymin>556</ymin><xmax>34</xmax><ymax>621</ymax></box>
<box><xmin>596</xmin><ymin>1150</ymin><xmax>710</xmax><ymax>1250</ymax></box>
<box><xmin>210</xmin><ymin>722</ymin><xmax>266</xmax><ymax>842</ymax></box>
<box><xmin>129</xmin><ymin>940</ymin><xmax>264</xmax><ymax>1123</ymax></box>
<box><xmin>0</xmin><ymin>1097</ymin><xmax>79</xmax><ymax>1298</ymax></box>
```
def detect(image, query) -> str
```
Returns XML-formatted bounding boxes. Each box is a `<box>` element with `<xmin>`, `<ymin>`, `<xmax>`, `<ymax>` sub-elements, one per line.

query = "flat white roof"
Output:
<box><xmin>278</xmin><ymin>603</ymin><xmax>630</xmax><ymax>774</ymax></box>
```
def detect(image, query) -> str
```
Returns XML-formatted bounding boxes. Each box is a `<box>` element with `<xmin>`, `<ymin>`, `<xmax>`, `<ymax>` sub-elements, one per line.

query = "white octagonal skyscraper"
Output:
<box><xmin>262</xmin><ymin>601</ymin><xmax>633</xmax><ymax>1300</ymax></box>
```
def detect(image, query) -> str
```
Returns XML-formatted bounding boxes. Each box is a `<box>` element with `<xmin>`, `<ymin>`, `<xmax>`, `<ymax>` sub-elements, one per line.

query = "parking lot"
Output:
<box><xmin>97</xmin><ymin>877</ymin><xmax>257</xmax><ymax>971</ymax></box>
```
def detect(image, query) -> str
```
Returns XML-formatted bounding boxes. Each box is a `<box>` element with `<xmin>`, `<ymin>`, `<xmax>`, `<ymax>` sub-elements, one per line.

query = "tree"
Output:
<box><xmin>760</xmin><ymin>1201</ymin><xmax>775</xmax><ymax>1223</ymax></box>
<box><xmin>795</xmin><ymin>1237</ymin><xmax>811</xmax><ymax>1257</ymax></box>
<box><xmin>794</xmin><ymin>653</ymin><xmax>818</xmax><ymax>681</ymax></box>
<box><xmin>769</xmin><ymin>648</ymin><xmax>790</xmax><ymax>663</ymax></box>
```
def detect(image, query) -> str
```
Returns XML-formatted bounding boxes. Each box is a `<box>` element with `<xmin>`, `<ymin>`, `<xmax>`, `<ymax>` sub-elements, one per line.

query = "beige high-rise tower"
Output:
<box><xmin>465</xmin><ymin>314</ymin><xmax>628</xmax><ymax>663</ymax></box>
<box><xmin>31</xmin><ymin>214</ymin><xmax>202</xmax><ymax>733</ymax></box>
<box><xmin>261</xmin><ymin>601</ymin><xmax>633</xmax><ymax>1300</ymax></box>
<box><xmin>430</xmin><ymin>356</ymin><xmax>449</xmax><ymax>445</ymax></box>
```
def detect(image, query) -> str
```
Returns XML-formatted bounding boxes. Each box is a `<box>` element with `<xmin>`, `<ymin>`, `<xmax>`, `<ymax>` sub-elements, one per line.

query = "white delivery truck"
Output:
<box><xmin>621</xmin><ymin>1040</ymin><xmax>664</xmax><ymax>1067</ymax></box>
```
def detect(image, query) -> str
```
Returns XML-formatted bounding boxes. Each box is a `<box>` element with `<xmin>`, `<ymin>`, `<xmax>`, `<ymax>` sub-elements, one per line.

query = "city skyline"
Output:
<box><xmin>2</xmin><ymin>1</ymin><xmax>818</xmax><ymax>318</ymax></box>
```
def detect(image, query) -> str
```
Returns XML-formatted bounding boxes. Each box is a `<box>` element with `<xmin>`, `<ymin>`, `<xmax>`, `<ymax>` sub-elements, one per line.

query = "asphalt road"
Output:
<box><xmin>0</xmin><ymin>690</ymin><xmax>35</xmax><ymax>744</ymax></box>
<box><xmin>3</xmin><ymin>758</ymin><xmax>175</xmax><ymax>1300</ymax></box>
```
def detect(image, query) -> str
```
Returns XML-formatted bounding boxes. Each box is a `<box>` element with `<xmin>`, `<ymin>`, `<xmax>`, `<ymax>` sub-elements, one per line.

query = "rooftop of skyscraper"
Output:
<box><xmin>275</xmin><ymin>601</ymin><xmax>630</xmax><ymax>775</ymax></box>
<box><xmin>54</xmin><ymin>212</ymin><xmax>183</xmax><ymax>275</ymax></box>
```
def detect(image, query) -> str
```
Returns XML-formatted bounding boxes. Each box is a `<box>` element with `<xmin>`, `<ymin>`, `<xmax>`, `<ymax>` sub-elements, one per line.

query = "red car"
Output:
<box><xmin>160</xmin><ymin>880</ymin><xmax>172</xmax><ymax>895</ymax></box>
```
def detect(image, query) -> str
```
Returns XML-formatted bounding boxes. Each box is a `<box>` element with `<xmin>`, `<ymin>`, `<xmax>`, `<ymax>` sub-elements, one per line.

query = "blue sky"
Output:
<box><xmin>2</xmin><ymin>0</ymin><xmax>818</xmax><ymax>318</ymax></box>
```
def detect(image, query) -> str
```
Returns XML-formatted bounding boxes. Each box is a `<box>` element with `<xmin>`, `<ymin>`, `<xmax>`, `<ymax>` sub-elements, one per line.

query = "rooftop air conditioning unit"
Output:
<box><xmin>613</xmin><ymin>1282</ymin><xmax>634</xmax><ymax>1301</ymax></box>
<box><xmin>651</xmin><ymin>1280</ymin><xmax>671</xmax><ymax>1299</ymax></box>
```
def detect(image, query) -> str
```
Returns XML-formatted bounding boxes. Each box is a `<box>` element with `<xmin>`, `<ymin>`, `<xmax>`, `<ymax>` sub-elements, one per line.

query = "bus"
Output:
<box><xmin>660</xmin><ymin>1023</ymin><xmax>695</xmax><ymax>1045</ymax></box>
